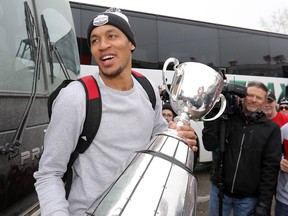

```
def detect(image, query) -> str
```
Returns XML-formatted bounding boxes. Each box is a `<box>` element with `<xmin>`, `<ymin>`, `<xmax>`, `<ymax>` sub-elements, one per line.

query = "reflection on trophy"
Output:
<box><xmin>163</xmin><ymin>57</ymin><xmax>226</xmax><ymax>123</ymax></box>
<box><xmin>85</xmin><ymin>58</ymin><xmax>226</xmax><ymax>216</ymax></box>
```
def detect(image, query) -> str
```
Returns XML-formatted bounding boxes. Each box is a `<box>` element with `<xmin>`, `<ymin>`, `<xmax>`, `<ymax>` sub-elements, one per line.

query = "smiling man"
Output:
<box><xmin>34</xmin><ymin>8</ymin><xmax>198</xmax><ymax>216</ymax></box>
<box><xmin>203</xmin><ymin>81</ymin><xmax>282</xmax><ymax>216</ymax></box>
<box><xmin>262</xmin><ymin>91</ymin><xmax>288</xmax><ymax>128</ymax></box>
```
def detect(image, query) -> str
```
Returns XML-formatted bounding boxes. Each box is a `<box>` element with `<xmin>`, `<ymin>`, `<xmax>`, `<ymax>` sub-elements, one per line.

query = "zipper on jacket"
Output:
<box><xmin>231</xmin><ymin>133</ymin><xmax>245</xmax><ymax>193</ymax></box>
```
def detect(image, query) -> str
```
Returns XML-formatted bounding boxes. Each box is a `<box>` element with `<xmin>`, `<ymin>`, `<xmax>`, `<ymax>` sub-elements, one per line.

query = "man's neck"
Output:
<box><xmin>269</xmin><ymin>111</ymin><xmax>278</xmax><ymax>119</ymax></box>
<box><xmin>99</xmin><ymin>70</ymin><xmax>133</xmax><ymax>91</ymax></box>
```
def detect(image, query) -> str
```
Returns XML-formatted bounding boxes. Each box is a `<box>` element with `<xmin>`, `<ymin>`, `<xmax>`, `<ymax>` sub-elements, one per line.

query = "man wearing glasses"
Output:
<box><xmin>162</xmin><ymin>102</ymin><xmax>177</xmax><ymax>123</ymax></box>
<box><xmin>279</xmin><ymin>97</ymin><xmax>288</xmax><ymax>116</ymax></box>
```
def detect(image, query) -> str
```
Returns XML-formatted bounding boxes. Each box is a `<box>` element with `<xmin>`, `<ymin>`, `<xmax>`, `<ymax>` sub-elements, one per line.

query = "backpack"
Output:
<box><xmin>47</xmin><ymin>71</ymin><xmax>156</xmax><ymax>198</ymax></box>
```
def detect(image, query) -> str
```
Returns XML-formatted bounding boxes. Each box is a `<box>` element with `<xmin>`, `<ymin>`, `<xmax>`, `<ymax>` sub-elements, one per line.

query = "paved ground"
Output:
<box><xmin>193</xmin><ymin>162</ymin><xmax>276</xmax><ymax>216</ymax></box>
<box><xmin>194</xmin><ymin>162</ymin><xmax>211</xmax><ymax>216</ymax></box>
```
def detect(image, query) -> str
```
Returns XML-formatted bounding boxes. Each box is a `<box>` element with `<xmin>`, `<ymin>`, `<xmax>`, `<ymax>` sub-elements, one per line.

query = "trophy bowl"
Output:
<box><xmin>163</xmin><ymin>58</ymin><xmax>226</xmax><ymax>122</ymax></box>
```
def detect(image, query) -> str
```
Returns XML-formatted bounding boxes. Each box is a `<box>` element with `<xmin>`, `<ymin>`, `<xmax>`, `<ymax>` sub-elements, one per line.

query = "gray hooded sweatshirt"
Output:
<box><xmin>34</xmin><ymin>72</ymin><xmax>167</xmax><ymax>215</ymax></box>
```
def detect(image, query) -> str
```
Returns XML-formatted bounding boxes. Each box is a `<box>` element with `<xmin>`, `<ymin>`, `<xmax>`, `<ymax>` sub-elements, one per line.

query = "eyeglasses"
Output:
<box><xmin>279</xmin><ymin>106</ymin><xmax>288</xmax><ymax>111</ymax></box>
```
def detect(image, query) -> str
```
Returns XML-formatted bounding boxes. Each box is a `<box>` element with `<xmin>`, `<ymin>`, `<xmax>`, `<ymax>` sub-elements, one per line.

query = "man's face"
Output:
<box><xmin>242</xmin><ymin>86</ymin><xmax>267</xmax><ymax>113</ymax></box>
<box><xmin>162</xmin><ymin>109</ymin><xmax>174</xmax><ymax>123</ymax></box>
<box><xmin>89</xmin><ymin>25</ymin><xmax>135</xmax><ymax>77</ymax></box>
<box><xmin>262</xmin><ymin>98</ymin><xmax>277</xmax><ymax>117</ymax></box>
<box><xmin>279</xmin><ymin>104</ymin><xmax>288</xmax><ymax>115</ymax></box>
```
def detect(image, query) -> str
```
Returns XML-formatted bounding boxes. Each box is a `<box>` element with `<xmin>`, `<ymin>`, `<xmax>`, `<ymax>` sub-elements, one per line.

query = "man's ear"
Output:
<box><xmin>131</xmin><ymin>43</ymin><xmax>136</xmax><ymax>52</ymax></box>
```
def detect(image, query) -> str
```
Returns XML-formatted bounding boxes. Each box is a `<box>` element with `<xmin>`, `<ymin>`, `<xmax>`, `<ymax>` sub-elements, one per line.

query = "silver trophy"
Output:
<box><xmin>85</xmin><ymin>58</ymin><xmax>226</xmax><ymax>216</ymax></box>
<box><xmin>163</xmin><ymin>57</ymin><xmax>226</xmax><ymax>123</ymax></box>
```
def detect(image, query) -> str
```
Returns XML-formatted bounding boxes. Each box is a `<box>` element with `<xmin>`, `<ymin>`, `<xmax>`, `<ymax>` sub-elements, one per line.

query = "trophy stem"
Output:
<box><xmin>166</xmin><ymin>112</ymin><xmax>192</xmax><ymax>141</ymax></box>
<box><xmin>174</xmin><ymin>112</ymin><xmax>190</xmax><ymax>127</ymax></box>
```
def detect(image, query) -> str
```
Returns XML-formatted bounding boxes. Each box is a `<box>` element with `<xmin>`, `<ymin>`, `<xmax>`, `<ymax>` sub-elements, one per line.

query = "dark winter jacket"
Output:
<box><xmin>202</xmin><ymin>108</ymin><xmax>282</xmax><ymax>207</ymax></box>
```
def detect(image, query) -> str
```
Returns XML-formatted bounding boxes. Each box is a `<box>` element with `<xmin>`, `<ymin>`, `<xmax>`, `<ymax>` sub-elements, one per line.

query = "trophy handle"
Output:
<box><xmin>162</xmin><ymin>57</ymin><xmax>179</xmax><ymax>99</ymax></box>
<box><xmin>202</xmin><ymin>94</ymin><xmax>227</xmax><ymax>121</ymax></box>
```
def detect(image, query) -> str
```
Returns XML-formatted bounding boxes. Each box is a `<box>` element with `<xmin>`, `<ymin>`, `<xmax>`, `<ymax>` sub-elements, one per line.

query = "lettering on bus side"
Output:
<box><xmin>21</xmin><ymin>146</ymin><xmax>43</xmax><ymax>166</ymax></box>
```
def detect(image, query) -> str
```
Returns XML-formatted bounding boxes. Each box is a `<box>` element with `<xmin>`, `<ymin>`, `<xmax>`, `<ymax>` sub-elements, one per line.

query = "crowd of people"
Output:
<box><xmin>160</xmin><ymin>81</ymin><xmax>288</xmax><ymax>216</ymax></box>
<box><xmin>160</xmin><ymin>81</ymin><xmax>288</xmax><ymax>215</ymax></box>
<box><xmin>202</xmin><ymin>84</ymin><xmax>288</xmax><ymax>216</ymax></box>
<box><xmin>33</xmin><ymin>6</ymin><xmax>288</xmax><ymax>216</ymax></box>
<box><xmin>273</xmin><ymin>95</ymin><xmax>288</xmax><ymax>216</ymax></box>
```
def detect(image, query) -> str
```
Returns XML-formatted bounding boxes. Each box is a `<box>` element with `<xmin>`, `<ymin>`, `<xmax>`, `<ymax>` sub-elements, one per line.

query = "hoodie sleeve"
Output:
<box><xmin>34</xmin><ymin>81</ymin><xmax>86</xmax><ymax>216</ymax></box>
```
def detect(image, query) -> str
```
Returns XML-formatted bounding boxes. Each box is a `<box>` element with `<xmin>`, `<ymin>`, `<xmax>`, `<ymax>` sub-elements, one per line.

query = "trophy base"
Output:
<box><xmin>85</xmin><ymin>132</ymin><xmax>197</xmax><ymax>216</ymax></box>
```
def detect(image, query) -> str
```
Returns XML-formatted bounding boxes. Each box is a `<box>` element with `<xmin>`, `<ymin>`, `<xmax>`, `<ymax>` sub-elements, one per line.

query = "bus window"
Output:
<box><xmin>0</xmin><ymin>1</ymin><xmax>38</xmax><ymax>93</ymax></box>
<box><xmin>41</xmin><ymin>7</ymin><xmax>80</xmax><ymax>90</ymax></box>
<box><xmin>219</xmin><ymin>28</ymin><xmax>270</xmax><ymax>76</ymax></box>
<box><xmin>269</xmin><ymin>34</ymin><xmax>288</xmax><ymax>78</ymax></box>
<box><xmin>158</xmin><ymin>18</ymin><xmax>220</xmax><ymax>69</ymax></box>
<box><xmin>128</xmin><ymin>12</ymin><xmax>159</xmax><ymax>69</ymax></box>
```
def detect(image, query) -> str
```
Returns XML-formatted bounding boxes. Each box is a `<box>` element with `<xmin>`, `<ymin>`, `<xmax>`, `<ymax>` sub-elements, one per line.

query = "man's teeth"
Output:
<box><xmin>103</xmin><ymin>55</ymin><xmax>113</xmax><ymax>60</ymax></box>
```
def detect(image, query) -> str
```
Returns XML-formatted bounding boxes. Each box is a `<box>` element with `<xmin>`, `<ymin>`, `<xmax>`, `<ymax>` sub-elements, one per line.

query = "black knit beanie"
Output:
<box><xmin>87</xmin><ymin>8</ymin><xmax>136</xmax><ymax>48</ymax></box>
<box><xmin>280</xmin><ymin>97</ymin><xmax>288</xmax><ymax>105</ymax></box>
<box><xmin>162</xmin><ymin>102</ymin><xmax>177</xmax><ymax>117</ymax></box>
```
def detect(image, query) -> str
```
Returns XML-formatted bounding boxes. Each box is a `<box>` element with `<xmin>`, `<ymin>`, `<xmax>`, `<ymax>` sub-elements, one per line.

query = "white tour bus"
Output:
<box><xmin>69</xmin><ymin>1</ymin><xmax>288</xmax><ymax>163</ymax></box>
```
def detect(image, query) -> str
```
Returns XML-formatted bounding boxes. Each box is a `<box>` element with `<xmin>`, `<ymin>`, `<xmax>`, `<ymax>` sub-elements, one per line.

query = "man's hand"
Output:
<box><xmin>280</xmin><ymin>158</ymin><xmax>288</xmax><ymax>172</ymax></box>
<box><xmin>168</xmin><ymin>121</ymin><xmax>198</xmax><ymax>152</ymax></box>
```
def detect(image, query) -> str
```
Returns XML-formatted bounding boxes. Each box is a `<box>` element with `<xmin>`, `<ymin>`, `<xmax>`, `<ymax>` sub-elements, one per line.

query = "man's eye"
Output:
<box><xmin>109</xmin><ymin>34</ymin><xmax>117</xmax><ymax>39</ymax></box>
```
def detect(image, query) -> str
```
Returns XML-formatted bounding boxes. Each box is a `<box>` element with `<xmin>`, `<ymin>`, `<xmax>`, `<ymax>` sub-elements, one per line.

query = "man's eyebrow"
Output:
<box><xmin>90</xmin><ymin>28</ymin><xmax>117</xmax><ymax>37</ymax></box>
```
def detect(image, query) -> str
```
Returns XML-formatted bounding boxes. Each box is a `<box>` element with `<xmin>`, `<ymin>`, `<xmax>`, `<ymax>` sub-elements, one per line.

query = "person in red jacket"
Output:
<box><xmin>262</xmin><ymin>91</ymin><xmax>288</xmax><ymax>128</ymax></box>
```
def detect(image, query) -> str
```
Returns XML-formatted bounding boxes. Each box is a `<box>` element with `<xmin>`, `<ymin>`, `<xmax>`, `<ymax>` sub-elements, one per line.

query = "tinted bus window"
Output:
<box><xmin>269</xmin><ymin>34</ymin><xmax>288</xmax><ymax>78</ymax></box>
<box><xmin>158</xmin><ymin>18</ymin><xmax>220</xmax><ymax>69</ymax></box>
<box><xmin>269</xmin><ymin>34</ymin><xmax>288</xmax><ymax>65</ymax></box>
<box><xmin>0</xmin><ymin>1</ymin><xmax>40</xmax><ymax>93</ymax></box>
<box><xmin>128</xmin><ymin>12</ymin><xmax>158</xmax><ymax>69</ymax></box>
<box><xmin>219</xmin><ymin>28</ymin><xmax>271</xmax><ymax>76</ymax></box>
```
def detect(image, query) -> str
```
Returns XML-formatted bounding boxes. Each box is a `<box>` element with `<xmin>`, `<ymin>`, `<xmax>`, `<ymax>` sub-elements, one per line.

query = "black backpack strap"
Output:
<box><xmin>76</xmin><ymin>76</ymin><xmax>102</xmax><ymax>153</ymax></box>
<box><xmin>63</xmin><ymin>75</ymin><xmax>102</xmax><ymax>199</ymax></box>
<box><xmin>132</xmin><ymin>70</ymin><xmax>156</xmax><ymax>110</ymax></box>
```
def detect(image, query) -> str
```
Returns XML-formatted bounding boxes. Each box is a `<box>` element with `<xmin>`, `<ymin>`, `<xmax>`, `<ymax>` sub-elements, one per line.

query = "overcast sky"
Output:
<box><xmin>70</xmin><ymin>0</ymin><xmax>288</xmax><ymax>32</ymax></box>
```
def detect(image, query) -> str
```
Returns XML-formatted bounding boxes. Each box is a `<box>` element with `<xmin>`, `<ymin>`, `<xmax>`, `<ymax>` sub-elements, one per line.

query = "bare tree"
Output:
<box><xmin>260</xmin><ymin>8</ymin><xmax>288</xmax><ymax>34</ymax></box>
